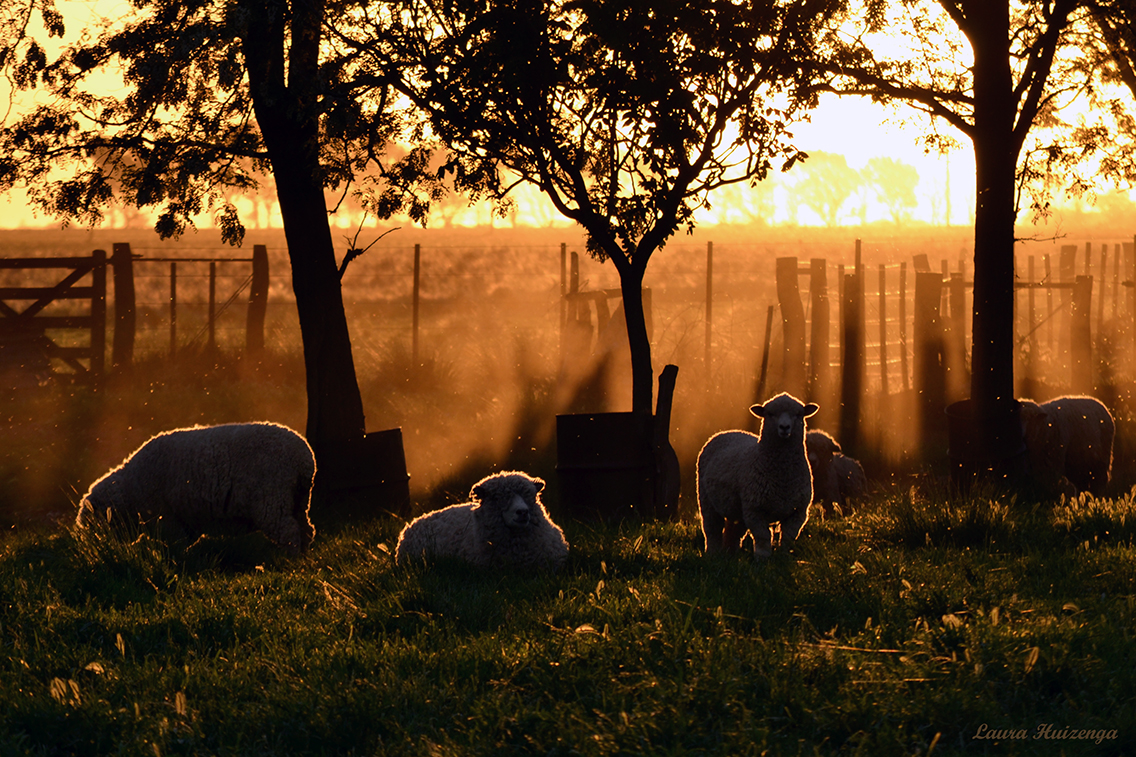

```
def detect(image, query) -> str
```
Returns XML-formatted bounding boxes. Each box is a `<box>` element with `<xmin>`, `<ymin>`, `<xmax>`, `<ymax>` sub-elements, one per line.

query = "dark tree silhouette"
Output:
<box><xmin>0</xmin><ymin>0</ymin><xmax>432</xmax><ymax>462</ymax></box>
<box><xmin>823</xmin><ymin>0</ymin><xmax>1089</xmax><ymax>423</ymax></box>
<box><xmin>339</xmin><ymin>0</ymin><xmax>842</xmax><ymax>416</ymax></box>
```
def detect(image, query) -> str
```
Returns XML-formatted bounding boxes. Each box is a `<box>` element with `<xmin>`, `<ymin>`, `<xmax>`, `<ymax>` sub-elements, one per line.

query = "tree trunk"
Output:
<box><xmin>243</xmin><ymin>0</ymin><xmax>367</xmax><ymax>456</ymax></box>
<box><xmin>620</xmin><ymin>265</ymin><xmax>654</xmax><ymax>417</ymax></box>
<box><xmin>271</xmin><ymin>156</ymin><xmax>368</xmax><ymax>451</ymax></box>
<box><xmin>967</xmin><ymin>2</ymin><xmax>1018</xmax><ymax>419</ymax></box>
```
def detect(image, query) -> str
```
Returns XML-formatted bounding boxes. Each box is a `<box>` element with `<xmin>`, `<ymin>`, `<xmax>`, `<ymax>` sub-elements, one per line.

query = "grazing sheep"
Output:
<box><xmin>697</xmin><ymin>393</ymin><xmax>818</xmax><ymax>559</ymax></box>
<box><xmin>806</xmin><ymin>430</ymin><xmax>867</xmax><ymax>516</ymax></box>
<box><xmin>395</xmin><ymin>471</ymin><xmax>568</xmax><ymax>570</ymax></box>
<box><xmin>1019</xmin><ymin>396</ymin><xmax>1115</xmax><ymax>498</ymax></box>
<box><xmin>76</xmin><ymin>422</ymin><xmax>316</xmax><ymax>554</ymax></box>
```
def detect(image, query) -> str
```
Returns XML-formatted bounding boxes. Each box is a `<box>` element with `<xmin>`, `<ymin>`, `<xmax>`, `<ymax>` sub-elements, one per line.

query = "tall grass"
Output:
<box><xmin>3</xmin><ymin>486</ymin><xmax>1135</xmax><ymax>756</ymax></box>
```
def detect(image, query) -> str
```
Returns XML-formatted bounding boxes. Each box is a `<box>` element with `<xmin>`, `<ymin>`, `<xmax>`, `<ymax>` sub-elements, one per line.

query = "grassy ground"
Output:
<box><xmin>2</xmin><ymin>485</ymin><xmax>1135</xmax><ymax>756</ymax></box>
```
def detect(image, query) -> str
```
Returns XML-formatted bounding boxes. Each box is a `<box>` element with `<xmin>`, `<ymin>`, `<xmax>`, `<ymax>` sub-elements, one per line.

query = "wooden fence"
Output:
<box><xmin>0</xmin><ymin>244</ymin><xmax>269</xmax><ymax>379</ymax></box>
<box><xmin>0</xmin><ymin>251</ymin><xmax>106</xmax><ymax>381</ymax></box>
<box><xmin>109</xmin><ymin>242</ymin><xmax>270</xmax><ymax>367</ymax></box>
<box><xmin>759</xmin><ymin>239</ymin><xmax>1135</xmax><ymax>456</ymax></box>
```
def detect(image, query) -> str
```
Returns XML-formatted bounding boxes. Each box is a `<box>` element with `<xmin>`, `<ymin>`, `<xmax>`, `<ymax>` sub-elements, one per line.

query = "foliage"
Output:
<box><xmin>2</xmin><ymin>487</ymin><xmax>1136</xmax><ymax>755</ymax></box>
<box><xmin>0</xmin><ymin>0</ymin><xmax>425</xmax><ymax>242</ymax></box>
<box><xmin>336</xmin><ymin>0</ymin><xmax>844</xmax><ymax>413</ymax></box>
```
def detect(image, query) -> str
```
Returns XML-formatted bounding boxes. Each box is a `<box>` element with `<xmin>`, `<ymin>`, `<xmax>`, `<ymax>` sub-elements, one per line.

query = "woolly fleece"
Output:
<box><xmin>76</xmin><ymin>422</ymin><xmax>316</xmax><ymax>554</ymax></box>
<box><xmin>697</xmin><ymin>392</ymin><xmax>818</xmax><ymax>559</ymax></box>
<box><xmin>395</xmin><ymin>471</ymin><xmax>568</xmax><ymax>570</ymax></box>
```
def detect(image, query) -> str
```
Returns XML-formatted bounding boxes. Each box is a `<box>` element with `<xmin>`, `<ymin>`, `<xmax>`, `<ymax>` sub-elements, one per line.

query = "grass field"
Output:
<box><xmin>2</xmin><ymin>487</ymin><xmax>1135</xmax><ymax>756</ymax></box>
<box><xmin>3</xmin><ymin>223</ymin><xmax>1136</xmax><ymax>754</ymax></box>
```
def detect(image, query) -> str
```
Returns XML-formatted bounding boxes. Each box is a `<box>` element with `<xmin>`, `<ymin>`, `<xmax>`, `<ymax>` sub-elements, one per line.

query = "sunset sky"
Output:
<box><xmin>0</xmin><ymin>0</ymin><xmax>1006</xmax><ymax>231</ymax></box>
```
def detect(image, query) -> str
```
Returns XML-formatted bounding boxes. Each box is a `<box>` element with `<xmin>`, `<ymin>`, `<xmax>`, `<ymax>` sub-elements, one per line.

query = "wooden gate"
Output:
<box><xmin>0</xmin><ymin>251</ymin><xmax>107</xmax><ymax>381</ymax></box>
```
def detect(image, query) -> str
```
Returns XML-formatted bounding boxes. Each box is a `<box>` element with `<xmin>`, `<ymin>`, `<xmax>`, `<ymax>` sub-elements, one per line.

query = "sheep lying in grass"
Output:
<box><xmin>76</xmin><ymin>422</ymin><xmax>316</xmax><ymax>554</ymax></box>
<box><xmin>806</xmin><ymin>430</ymin><xmax>867</xmax><ymax>517</ymax></box>
<box><xmin>395</xmin><ymin>471</ymin><xmax>568</xmax><ymax>570</ymax></box>
<box><xmin>697</xmin><ymin>393</ymin><xmax>818</xmax><ymax>559</ymax></box>
<box><xmin>1019</xmin><ymin>396</ymin><xmax>1114</xmax><ymax>498</ymax></box>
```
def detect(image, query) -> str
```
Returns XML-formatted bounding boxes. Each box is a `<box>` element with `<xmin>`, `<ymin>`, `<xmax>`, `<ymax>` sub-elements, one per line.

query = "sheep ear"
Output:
<box><xmin>749</xmin><ymin>404</ymin><xmax>766</xmax><ymax>418</ymax></box>
<box><xmin>472</xmin><ymin>483</ymin><xmax>487</xmax><ymax>501</ymax></box>
<box><xmin>803</xmin><ymin>403</ymin><xmax>819</xmax><ymax>418</ymax></box>
<box><xmin>531</xmin><ymin>478</ymin><xmax>545</xmax><ymax>494</ymax></box>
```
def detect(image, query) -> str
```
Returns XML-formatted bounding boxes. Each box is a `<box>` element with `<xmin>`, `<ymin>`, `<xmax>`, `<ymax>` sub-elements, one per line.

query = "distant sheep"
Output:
<box><xmin>806</xmin><ymin>430</ymin><xmax>867</xmax><ymax>516</ymax></box>
<box><xmin>697</xmin><ymin>393</ymin><xmax>818</xmax><ymax>559</ymax></box>
<box><xmin>76</xmin><ymin>422</ymin><xmax>316</xmax><ymax>554</ymax></box>
<box><xmin>395</xmin><ymin>471</ymin><xmax>568</xmax><ymax>570</ymax></box>
<box><xmin>1019</xmin><ymin>396</ymin><xmax>1114</xmax><ymax>498</ymax></box>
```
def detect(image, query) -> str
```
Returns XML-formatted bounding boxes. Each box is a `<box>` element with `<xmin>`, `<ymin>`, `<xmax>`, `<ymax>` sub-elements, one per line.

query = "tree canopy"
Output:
<box><xmin>338</xmin><ymin>0</ymin><xmax>843</xmax><ymax>414</ymax></box>
<box><xmin>0</xmin><ymin>0</ymin><xmax>437</xmax><ymax>456</ymax></box>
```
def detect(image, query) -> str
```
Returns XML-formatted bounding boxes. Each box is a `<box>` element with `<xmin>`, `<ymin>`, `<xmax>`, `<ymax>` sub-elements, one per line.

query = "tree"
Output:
<box><xmin>862</xmin><ymin>156</ymin><xmax>920</xmax><ymax>224</ymax></box>
<box><xmin>0</xmin><ymin>0</ymin><xmax>430</xmax><ymax>462</ymax></box>
<box><xmin>823</xmin><ymin>1</ymin><xmax>1087</xmax><ymax>421</ymax></box>
<box><xmin>339</xmin><ymin>0</ymin><xmax>842</xmax><ymax>416</ymax></box>
<box><xmin>790</xmin><ymin>150</ymin><xmax>861</xmax><ymax>226</ymax></box>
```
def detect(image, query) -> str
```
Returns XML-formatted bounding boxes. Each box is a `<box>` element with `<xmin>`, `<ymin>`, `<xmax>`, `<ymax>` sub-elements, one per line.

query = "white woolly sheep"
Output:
<box><xmin>1019</xmin><ymin>396</ymin><xmax>1115</xmax><ymax>498</ymax></box>
<box><xmin>806</xmin><ymin>429</ymin><xmax>867</xmax><ymax>517</ymax></box>
<box><xmin>697</xmin><ymin>392</ymin><xmax>818</xmax><ymax>559</ymax></box>
<box><xmin>395</xmin><ymin>471</ymin><xmax>568</xmax><ymax>570</ymax></box>
<box><xmin>76</xmin><ymin>422</ymin><xmax>316</xmax><ymax>554</ymax></box>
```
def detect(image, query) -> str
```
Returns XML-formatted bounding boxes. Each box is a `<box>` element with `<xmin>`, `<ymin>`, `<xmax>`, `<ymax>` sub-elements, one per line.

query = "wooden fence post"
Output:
<box><xmin>110</xmin><ymin>242</ymin><xmax>135</xmax><ymax>370</ymax></box>
<box><xmin>1111</xmin><ymin>242</ymin><xmax>1120</xmax><ymax>320</ymax></box>
<box><xmin>91</xmin><ymin>249</ymin><xmax>107</xmax><ymax>377</ymax></box>
<box><xmin>776</xmin><ymin>256</ymin><xmax>806</xmax><ymax>397</ymax></box>
<box><xmin>899</xmin><ymin>261</ymin><xmax>909</xmax><ymax>391</ymax></box>
<box><xmin>808</xmin><ymin>258</ymin><xmax>829</xmax><ymax>403</ymax></box>
<box><xmin>412</xmin><ymin>244</ymin><xmax>421</xmax><ymax>367</ymax></box>
<box><xmin>878</xmin><ymin>264</ymin><xmax>889</xmax><ymax>395</ymax></box>
<box><xmin>1059</xmin><ymin>245</ymin><xmax>1076</xmax><ymax>370</ymax></box>
<box><xmin>914</xmin><ymin>270</ymin><xmax>946</xmax><ymax>459</ymax></box>
<box><xmin>1071</xmin><ymin>274</ymin><xmax>1093</xmax><ymax>393</ymax></box>
<box><xmin>207</xmin><ymin>260</ymin><xmax>217</xmax><ymax>353</ymax></box>
<box><xmin>246</xmin><ymin>244</ymin><xmax>269</xmax><ymax>357</ymax></box>
<box><xmin>169</xmin><ymin>262</ymin><xmax>178</xmax><ymax>358</ymax></box>
<box><xmin>559</xmin><ymin>243</ymin><xmax>567</xmax><ymax>333</ymax></box>
<box><xmin>705</xmin><ymin>241</ymin><xmax>713</xmax><ymax>381</ymax></box>
<box><xmin>1044</xmin><ymin>254</ymin><xmax>1054</xmax><ymax>352</ymax></box>
<box><xmin>946</xmin><ymin>271</ymin><xmax>967</xmax><ymax>401</ymax></box>
<box><xmin>1098</xmin><ymin>245</ymin><xmax>1107</xmax><ymax>335</ymax></box>
<box><xmin>840</xmin><ymin>267</ymin><xmax>863</xmax><ymax>452</ymax></box>
<box><xmin>1131</xmin><ymin>238</ymin><xmax>1136</xmax><ymax>356</ymax></box>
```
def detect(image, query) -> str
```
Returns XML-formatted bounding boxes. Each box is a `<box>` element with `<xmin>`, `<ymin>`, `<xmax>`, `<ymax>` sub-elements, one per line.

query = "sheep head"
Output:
<box><xmin>472</xmin><ymin>472</ymin><xmax>547</xmax><ymax>531</ymax></box>
<box><xmin>751</xmin><ymin>393</ymin><xmax>818</xmax><ymax>442</ymax></box>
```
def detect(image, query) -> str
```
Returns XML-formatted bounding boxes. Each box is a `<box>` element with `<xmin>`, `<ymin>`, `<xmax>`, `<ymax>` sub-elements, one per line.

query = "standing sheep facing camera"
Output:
<box><xmin>1019</xmin><ymin>396</ymin><xmax>1114</xmax><ymax>498</ymax></box>
<box><xmin>395</xmin><ymin>471</ymin><xmax>568</xmax><ymax>570</ymax></box>
<box><xmin>697</xmin><ymin>393</ymin><xmax>818</xmax><ymax>559</ymax></box>
<box><xmin>76</xmin><ymin>422</ymin><xmax>316</xmax><ymax>554</ymax></box>
<box><xmin>806</xmin><ymin>430</ymin><xmax>868</xmax><ymax>516</ymax></box>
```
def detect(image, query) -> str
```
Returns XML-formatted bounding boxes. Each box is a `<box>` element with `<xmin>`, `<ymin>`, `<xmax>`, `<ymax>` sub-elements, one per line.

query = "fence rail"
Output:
<box><xmin>0</xmin><ymin>251</ymin><xmax>106</xmax><ymax>380</ymax></box>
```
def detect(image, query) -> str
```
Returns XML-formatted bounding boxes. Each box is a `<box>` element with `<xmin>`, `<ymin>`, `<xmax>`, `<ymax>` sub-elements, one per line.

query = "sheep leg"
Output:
<box><xmin>749</xmin><ymin>519</ymin><xmax>774</xmax><ymax>559</ymax></box>
<box><xmin>780</xmin><ymin>505</ymin><xmax>810</xmax><ymax>548</ymax></box>
<box><xmin>700</xmin><ymin>507</ymin><xmax>726</xmax><ymax>554</ymax></box>
<box><xmin>721</xmin><ymin>518</ymin><xmax>746</xmax><ymax>553</ymax></box>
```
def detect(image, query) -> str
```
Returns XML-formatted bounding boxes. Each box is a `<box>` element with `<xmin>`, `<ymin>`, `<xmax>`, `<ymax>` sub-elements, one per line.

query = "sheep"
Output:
<box><xmin>697</xmin><ymin>392</ymin><xmax>818</xmax><ymax>559</ymax></box>
<box><xmin>806</xmin><ymin>429</ymin><xmax>867</xmax><ymax>517</ymax></box>
<box><xmin>1019</xmin><ymin>396</ymin><xmax>1114</xmax><ymax>498</ymax></box>
<box><xmin>395</xmin><ymin>471</ymin><xmax>568</xmax><ymax>570</ymax></box>
<box><xmin>76</xmin><ymin>422</ymin><xmax>316</xmax><ymax>554</ymax></box>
